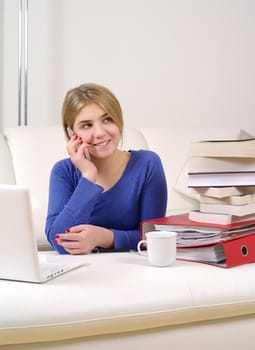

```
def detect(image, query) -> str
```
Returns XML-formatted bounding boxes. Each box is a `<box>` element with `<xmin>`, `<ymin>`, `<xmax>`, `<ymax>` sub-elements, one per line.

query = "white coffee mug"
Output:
<box><xmin>137</xmin><ymin>231</ymin><xmax>177</xmax><ymax>267</ymax></box>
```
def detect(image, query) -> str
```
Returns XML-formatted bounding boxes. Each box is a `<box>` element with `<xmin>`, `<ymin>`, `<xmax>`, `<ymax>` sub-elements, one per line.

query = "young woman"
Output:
<box><xmin>45</xmin><ymin>83</ymin><xmax>167</xmax><ymax>254</ymax></box>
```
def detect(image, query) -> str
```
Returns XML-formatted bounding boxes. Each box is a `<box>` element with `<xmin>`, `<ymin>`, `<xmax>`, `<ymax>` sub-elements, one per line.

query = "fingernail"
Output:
<box><xmin>54</xmin><ymin>239</ymin><xmax>58</xmax><ymax>243</ymax></box>
<box><xmin>55</xmin><ymin>234</ymin><xmax>60</xmax><ymax>238</ymax></box>
<box><xmin>66</xmin><ymin>229</ymin><xmax>70</xmax><ymax>233</ymax></box>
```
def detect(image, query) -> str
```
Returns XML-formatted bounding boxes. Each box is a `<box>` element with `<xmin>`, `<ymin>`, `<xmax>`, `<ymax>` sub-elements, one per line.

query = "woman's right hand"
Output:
<box><xmin>67</xmin><ymin>133</ymin><xmax>98</xmax><ymax>183</ymax></box>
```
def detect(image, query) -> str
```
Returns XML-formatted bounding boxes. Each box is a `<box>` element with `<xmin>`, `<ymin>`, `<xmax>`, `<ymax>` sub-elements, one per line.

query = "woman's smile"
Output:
<box><xmin>93</xmin><ymin>139</ymin><xmax>111</xmax><ymax>148</ymax></box>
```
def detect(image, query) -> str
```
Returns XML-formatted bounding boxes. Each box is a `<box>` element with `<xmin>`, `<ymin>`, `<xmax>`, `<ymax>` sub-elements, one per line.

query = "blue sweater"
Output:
<box><xmin>45</xmin><ymin>150</ymin><xmax>167</xmax><ymax>254</ymax></box>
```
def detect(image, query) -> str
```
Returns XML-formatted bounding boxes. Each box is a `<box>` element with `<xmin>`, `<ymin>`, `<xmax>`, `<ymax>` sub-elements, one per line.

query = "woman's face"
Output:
<box><xmin>72</xmin><ymin>103</ymin><xmax>121</xmax><ymax>159</ymax></box>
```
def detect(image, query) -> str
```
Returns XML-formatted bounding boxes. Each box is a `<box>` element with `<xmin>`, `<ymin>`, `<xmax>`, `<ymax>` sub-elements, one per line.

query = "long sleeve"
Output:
<box><xmin>45</xmin><ymin>150</ymin><xmax>168</xmax><ymax>254</ymax></box>
<box><xmin>112</xmin><ymin>151</ymin><xmax>167</xmax><ymax>250</ymax></box>
<box><xmin>45</xmin><ymin>159</ymin><xmax>103</xmax><ymax>253</ymax></box>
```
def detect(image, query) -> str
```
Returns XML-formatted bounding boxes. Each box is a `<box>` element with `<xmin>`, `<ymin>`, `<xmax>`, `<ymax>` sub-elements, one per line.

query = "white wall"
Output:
<box><xmin>2</xmin><ymin>0</ymin><xmax>255</xmax><ymax>131</ymax></box>
<box><xmin>0</xmin><ymin>0</ymin><xmax>3</xmax><ymax>131</ymax></box>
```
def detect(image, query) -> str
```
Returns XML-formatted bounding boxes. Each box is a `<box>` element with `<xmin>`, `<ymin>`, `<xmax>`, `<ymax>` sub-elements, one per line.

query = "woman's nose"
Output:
<box><xmin>93</xmin><ymin>123</ymin><xmax>105</xmax><ymax>137</ymax></box>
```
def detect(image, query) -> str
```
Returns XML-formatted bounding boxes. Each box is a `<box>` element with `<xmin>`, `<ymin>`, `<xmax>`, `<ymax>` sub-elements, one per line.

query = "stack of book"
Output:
<box><xmin>187</xmin><ymin>136</ymin><xmax>255</xmax><ymax>226</ymax></box>
<box><xmin>141</xmin><ymin>135</ymin><xmax>255</xmax><ymax>268</ymax></box>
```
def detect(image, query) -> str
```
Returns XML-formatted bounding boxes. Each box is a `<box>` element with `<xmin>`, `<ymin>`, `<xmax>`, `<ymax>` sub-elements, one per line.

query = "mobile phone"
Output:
<box><xmin>67</xmin><ymin>127</ymin><xmax>91</xmax><ymax>160</ymax></box>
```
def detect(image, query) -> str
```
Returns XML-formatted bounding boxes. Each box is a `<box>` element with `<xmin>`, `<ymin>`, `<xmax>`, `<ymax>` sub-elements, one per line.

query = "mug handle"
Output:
<box><xmin>137</xmin><ymin>240</ymin><xmax>147</xmax><ymax>256</ymax></box>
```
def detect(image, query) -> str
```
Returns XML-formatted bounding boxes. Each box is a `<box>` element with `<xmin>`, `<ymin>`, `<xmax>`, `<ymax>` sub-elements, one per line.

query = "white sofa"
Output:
<box><xmin>1</xmin><ymin>125</ymin><xmax>255</xmax><ymax>350</ymax></box>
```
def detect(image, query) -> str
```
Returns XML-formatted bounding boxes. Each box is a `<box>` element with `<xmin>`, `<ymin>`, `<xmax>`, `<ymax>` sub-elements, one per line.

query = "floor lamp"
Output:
<box><xmin>18</xmin><ymin>0</ymin><xmax>28</xmax><ymax>126</ymax></box>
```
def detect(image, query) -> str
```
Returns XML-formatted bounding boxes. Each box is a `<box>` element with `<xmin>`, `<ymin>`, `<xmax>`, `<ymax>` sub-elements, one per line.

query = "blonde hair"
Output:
<box><xmin>62</xmin><ymin>83</ymin><xmax>123</xmax><ymax>140</ymax></box>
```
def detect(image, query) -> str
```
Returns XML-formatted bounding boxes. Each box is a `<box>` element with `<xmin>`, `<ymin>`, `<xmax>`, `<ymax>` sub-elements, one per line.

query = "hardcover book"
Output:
<box><xmin>188</xmin><ymin>157</ymin><xmax>255</xmax><ymax>174</ymax></box>
<box><xmin>189</xmin><ymin>137</ymin><xmax>255</xmax><ymax>158</ymax></box>
<box><xmin>193</xmin><ymin>186</ymin><xmax>255</xmax><ymax>198</ymax></box>
<box><xmin>199</xmin><ymin>193</ymin><xmax>255</xmax><ymax>206</ymax></box>
<box><xmin>199</xmin><ymin>201</ymin><xmax>255</xmax><ymax>217</ymax></box>
<box><xmin>188</xmin><ymin>171</ymin><xmax>255</xmax><ymax>188</ymax></box>
<box><xmin>189</xmin><ymin>210</ymin><xmax>255</xmax><ymax>225</ymax></box>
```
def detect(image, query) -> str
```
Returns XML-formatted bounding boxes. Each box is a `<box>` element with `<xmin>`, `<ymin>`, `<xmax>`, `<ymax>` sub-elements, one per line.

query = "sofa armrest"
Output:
<box><xmin>0</xmin><ymin>133</ymin><xmax>16</xmax><ymax>184</ymax></box>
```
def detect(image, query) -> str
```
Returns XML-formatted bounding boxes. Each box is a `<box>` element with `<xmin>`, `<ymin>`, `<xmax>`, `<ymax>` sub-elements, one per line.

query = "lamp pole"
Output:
<box><xmin>18</xmin><ymin>0</ymin><xmax>28</xmax><ymax>126</ymax></box>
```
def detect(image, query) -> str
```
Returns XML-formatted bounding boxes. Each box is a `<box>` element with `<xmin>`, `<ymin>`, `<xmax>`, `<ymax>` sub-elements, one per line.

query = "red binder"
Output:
<box><xmin>141</xmin><ymin>213</ymin><xmax>255</xmax><ymax>268</ymax></box>
<box><xmin>177</xmin><ymin>234</ymin><xmax>255</xmax><ymax>268</ymax></box>
<box><xmin>140</xmin><ymin>212</ymin><xmax>255</xmax><ymax>239</ymax></box>
<box><xmin>219</xmin><ymin>234</ymin><xmax>255</xmax><ymax>268</ymax></box>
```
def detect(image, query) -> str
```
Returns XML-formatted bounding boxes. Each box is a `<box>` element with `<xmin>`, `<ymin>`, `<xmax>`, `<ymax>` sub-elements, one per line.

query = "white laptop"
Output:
<box><xmin>0</xmin><ymin>184</ymin><xmax>85</xmax><ymax>283</ymax></box>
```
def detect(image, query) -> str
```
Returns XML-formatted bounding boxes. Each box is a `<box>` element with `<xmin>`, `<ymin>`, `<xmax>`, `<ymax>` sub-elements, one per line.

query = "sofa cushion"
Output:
<box><xmin>1</xmin><ymin>252</ymin><xmax>255</xmax><ymax>347</ymax></box>
<box><xmin>4</xmin><ymin>126</ymin><xmax>68</xmax><ymax>247</ymax></box>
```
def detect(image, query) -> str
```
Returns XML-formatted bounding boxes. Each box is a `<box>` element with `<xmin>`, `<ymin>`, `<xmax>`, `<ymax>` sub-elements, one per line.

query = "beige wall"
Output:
<box><xmin>1</xmin><ymin>0</ymin><xmax>255</xmax><ymax>132</ymax></box>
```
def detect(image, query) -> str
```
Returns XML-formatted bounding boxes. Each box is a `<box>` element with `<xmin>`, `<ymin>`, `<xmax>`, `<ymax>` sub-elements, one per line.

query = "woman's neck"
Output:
<box><xmin>93</xmin><ymin>150</ymin><xmax>130</xmax><ymax>190</ymax></box>
<box><xmin>93</xmin><ymin>149</ymin><xmax>124</xmax><ymax>172</ymax></box>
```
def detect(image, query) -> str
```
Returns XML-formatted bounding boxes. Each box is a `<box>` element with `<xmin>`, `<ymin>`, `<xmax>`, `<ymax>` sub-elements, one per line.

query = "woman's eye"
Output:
<box><xmin>104</xmin><ymin>116</ymin><xmax>113</xmax><ymax>123</ymax></box>
<box><xmin>82</xmin><ymin>123</ymin><xmax>92</xmax><ymax>129</ymax></box>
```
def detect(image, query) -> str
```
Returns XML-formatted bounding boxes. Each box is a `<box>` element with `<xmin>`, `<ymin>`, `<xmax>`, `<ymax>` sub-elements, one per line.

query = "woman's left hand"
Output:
<box><xmin>66</xmin><ymin>133</ymin><xmax>98</xmax><ymax>183</ymax></box>
<box><xmin>54</xmin><ymin>224</ymin><xmax>114</xmax><ymax>255</ymax></box>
